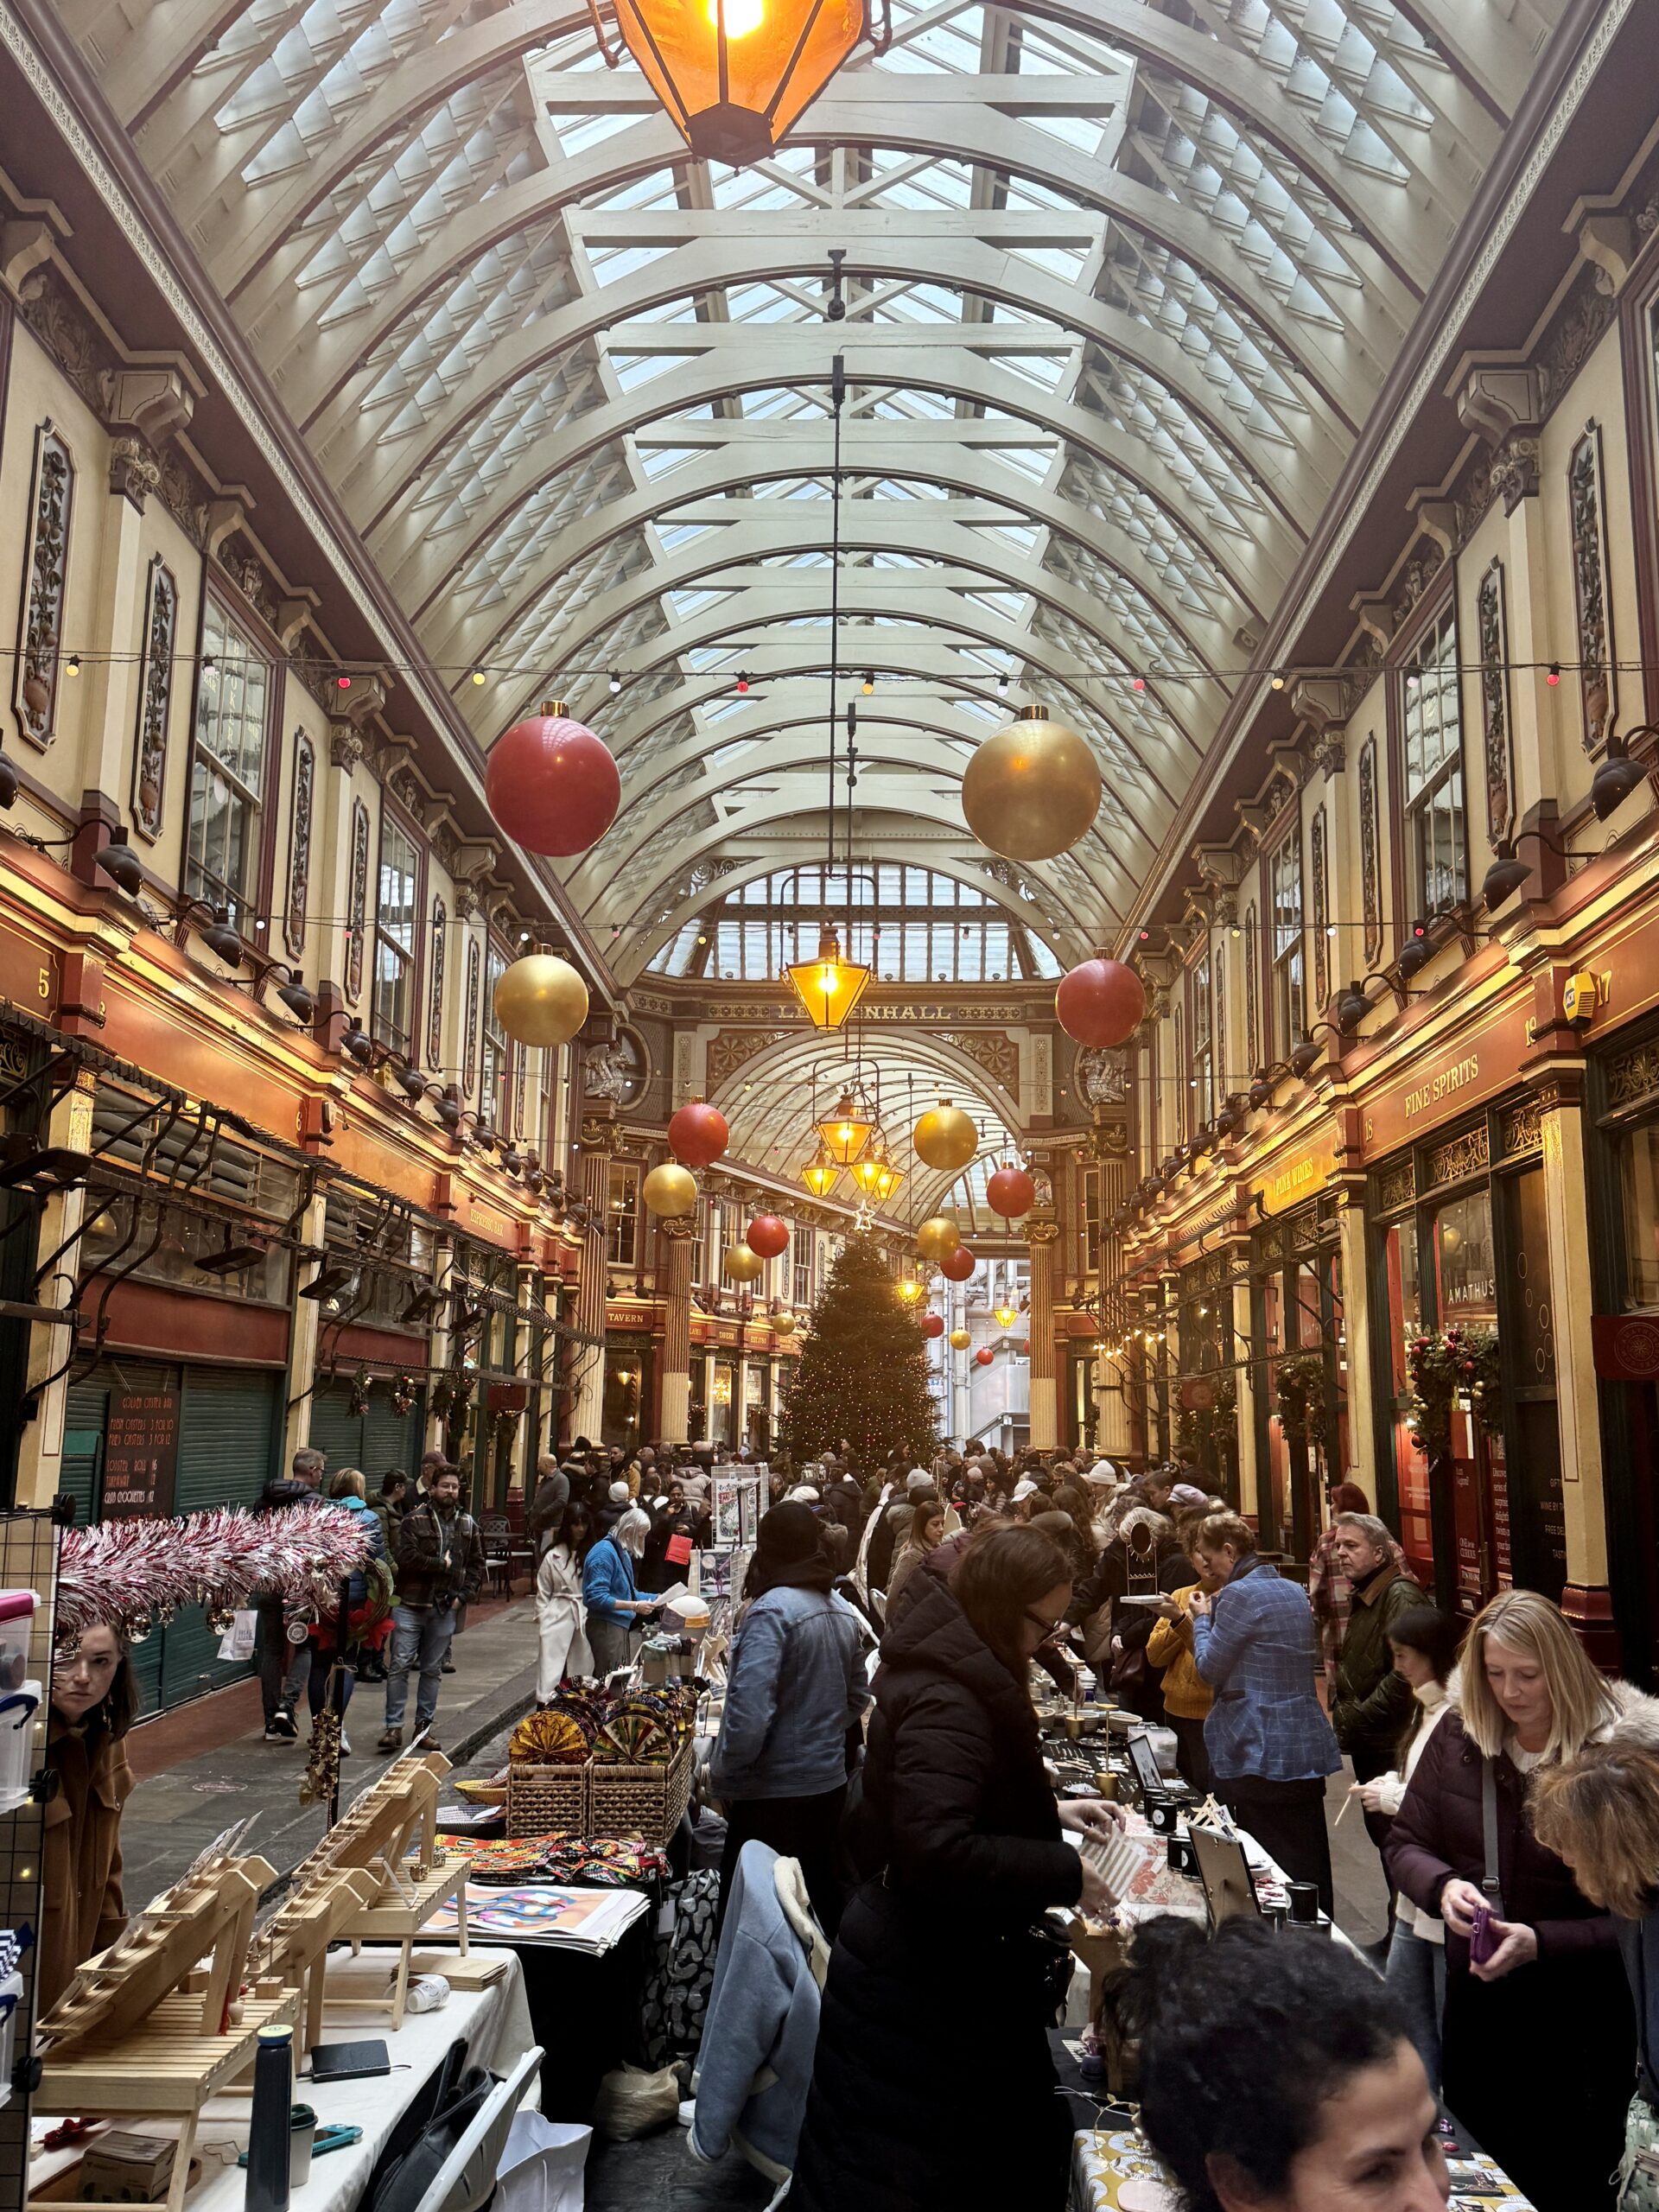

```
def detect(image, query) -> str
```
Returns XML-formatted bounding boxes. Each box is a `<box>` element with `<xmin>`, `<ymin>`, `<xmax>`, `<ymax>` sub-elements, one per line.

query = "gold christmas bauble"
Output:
<box><xmin>912</xmin><ymin>1099</ymin><xmax>978</xmax><ymax>1175</ymax></box>
<box><xmin>642</xmin><ymin>1162</ymin><xmax>698</xmax><ymax>1218</ymax></box>
<box><xmin>723</xmin><ymin>1244</ymin><xmax>764</xmax><ymax>1282</ymax></box>
<box><xmin>961</xmin><ymin>711</ymin><xmax>1100</xmax><ymax>862</ymax></box>
<box><xmin>916</xmin><ymin>1213</ymin><xmax>962</xmax><ymax>1262</ymax></box>
<box><xmin>493</xmin><ymin>954</ymin><xmax>588</xmax><ymax>1047</ymax></box>
<box><xmin>773</xmin><ymin>1310</ymin><xmax>797</xmax><ymax>1335</ymax></box>
<box><xmin>949</xmin><ymin>1327</ymin><xmax>972</xmax><ymax>1351</ymax></box>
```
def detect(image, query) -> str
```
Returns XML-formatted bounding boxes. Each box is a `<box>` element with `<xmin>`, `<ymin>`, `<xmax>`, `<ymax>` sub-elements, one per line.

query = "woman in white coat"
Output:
<box><xmin>536</xmin><ymin>1499</ymin><xmax>595</xmax><ymax>1699</ymax></box>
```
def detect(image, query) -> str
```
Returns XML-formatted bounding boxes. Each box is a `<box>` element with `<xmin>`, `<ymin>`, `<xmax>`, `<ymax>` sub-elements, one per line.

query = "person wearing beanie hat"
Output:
<box><xmin>710</xmin><ymin>1502</ymin><xmax>868</xmax><ymax>1936</ymax></box>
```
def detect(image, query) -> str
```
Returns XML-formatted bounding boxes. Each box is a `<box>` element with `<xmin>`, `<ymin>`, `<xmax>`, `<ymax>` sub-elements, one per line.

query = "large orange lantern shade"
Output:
<box><xmin>611</xmin><ymin>0</ymin><xmax>867</xmax><ymax>167</ymax></box>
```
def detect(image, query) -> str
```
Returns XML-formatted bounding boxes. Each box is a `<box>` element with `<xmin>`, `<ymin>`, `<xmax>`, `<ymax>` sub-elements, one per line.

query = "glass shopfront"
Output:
<box><xmin>1174</xmin><ymin>1255</ymin><xmax>1238</xmax><ymax>1502</ymax></box>
<box><xmin>602</xmin><ymin>1338</ymin><xmax>651</xmax><ymax>1449</ymax></box>
<box><xmin>1250</xmin><ymin>1200</ymin><xmax>1345</xmax><ymax>1561</ymax></box>
<box><xmin>1372</xmin><ymin>1098</ymin><xmax>1560</xmax><ymax>1616</ymax></box>
<box><xmin>1590</xmin><ymin>1030</ymin><xmax>1659</xmax><ymax>1678</ymax></box>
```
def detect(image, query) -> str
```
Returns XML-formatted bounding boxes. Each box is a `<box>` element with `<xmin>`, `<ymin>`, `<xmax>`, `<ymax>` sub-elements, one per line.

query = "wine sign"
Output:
<box><xmin>102</xmin><ymin>1389</ymin><xmax>180</xmax><ymax>1518</ymax></box>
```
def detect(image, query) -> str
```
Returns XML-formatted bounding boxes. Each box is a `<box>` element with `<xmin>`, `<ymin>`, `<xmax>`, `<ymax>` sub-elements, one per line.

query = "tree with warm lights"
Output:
<box><xmin>779</xmin><ymin>1235</ymin><xmax>938</xmax><ymax>1473</ymax></box>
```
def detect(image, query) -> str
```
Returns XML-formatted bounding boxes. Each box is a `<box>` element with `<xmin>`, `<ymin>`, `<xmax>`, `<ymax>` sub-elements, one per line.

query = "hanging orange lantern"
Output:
<box><xmin>607</xmin><ymin>0</ymin><xmax>868</xmax><ymax>168</ymax></box>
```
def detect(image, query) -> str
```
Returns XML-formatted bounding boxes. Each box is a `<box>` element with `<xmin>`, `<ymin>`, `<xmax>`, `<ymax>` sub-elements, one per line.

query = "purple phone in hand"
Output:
<box><xmin>1469</xmin><ymin>1901</ymin><xmax>1498</xmax><ymax>1964</ymax></box>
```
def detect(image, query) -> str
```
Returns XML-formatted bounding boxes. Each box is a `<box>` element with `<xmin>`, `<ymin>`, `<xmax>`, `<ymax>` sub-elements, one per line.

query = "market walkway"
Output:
<box><xmin>119</xmin><ymin>1594</ymin><xmax>541</xmax><ymax>1904</ymax></box>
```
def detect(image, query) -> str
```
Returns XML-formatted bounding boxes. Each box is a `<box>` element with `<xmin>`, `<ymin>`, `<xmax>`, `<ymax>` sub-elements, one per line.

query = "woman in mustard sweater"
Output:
<box><xmin>1147</xmin><ymin>1545</ymin><xmax>1224</xmax><ymax>1791</ymax></box>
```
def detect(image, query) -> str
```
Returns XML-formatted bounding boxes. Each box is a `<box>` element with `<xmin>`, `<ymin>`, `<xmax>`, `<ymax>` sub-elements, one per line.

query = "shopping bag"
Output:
<box><xmin>216</xmin><ymin>1610</ymin><xmax>257</xmax><ymax>1662</ymax></box>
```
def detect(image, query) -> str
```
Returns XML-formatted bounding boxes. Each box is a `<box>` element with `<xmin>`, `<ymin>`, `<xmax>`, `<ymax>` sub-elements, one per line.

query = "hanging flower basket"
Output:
<box><xmin>1274</xmin><ymin>1351</ymin><xmax>1330</xmax><ymax>1452</ymax></box>
<box><xmin>1406</xmin><ymin>1326</ymin><xmax>1502</xmax><ymax>1461</ymax></box>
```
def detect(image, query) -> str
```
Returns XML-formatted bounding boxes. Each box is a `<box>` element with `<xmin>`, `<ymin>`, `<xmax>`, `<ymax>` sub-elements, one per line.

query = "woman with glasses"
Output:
<box><xmin>42</xmin><ymin>1622</ymin><xmax>137</xmax><ymax>2006</ymax></box>
<box><xmin>790</xmin><ymin>1523</ymin><xmax>1123</xmax><ymax>2212</ymax></box>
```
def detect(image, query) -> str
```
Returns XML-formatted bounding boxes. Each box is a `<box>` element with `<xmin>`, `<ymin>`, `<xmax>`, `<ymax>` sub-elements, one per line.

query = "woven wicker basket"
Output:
<box><xmin>506</xmin><ymin>1761</ymin><xmax>590</xmax><ymax>1838</ymax></box>
<box><xmin>587</xmin><ymin>1741</ymin><xmax>695</xmax><ymax>1845</ymax></box>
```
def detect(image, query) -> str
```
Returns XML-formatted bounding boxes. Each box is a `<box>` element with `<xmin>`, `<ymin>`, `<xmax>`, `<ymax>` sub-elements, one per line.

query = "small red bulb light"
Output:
<box><xmin>1546</xmin><ymin>663</ymin><xmax>1560</xmax><ymax>687</ymax></box>
<box><xmin>336</xmin><ymin>675</ymin><xmax>352</xmax><ymax>690</ymax></box>
<box><xmin>1131</xmin><ymin>675</ymin><xmax>1146</xmax><ymax>692</ymax></box>
<box><xmin>736</xmin><ymin>671</ymin><xmax>750</xmax><ymax>694</ymax></box>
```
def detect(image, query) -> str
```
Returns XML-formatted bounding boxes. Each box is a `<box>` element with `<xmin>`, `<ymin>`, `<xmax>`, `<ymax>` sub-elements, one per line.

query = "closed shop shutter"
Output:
<box><xmin>66</xmin><ymin>1362</ymin><xmax>175</xmax><ymax>1717</ymax></box>
<box><xmin>162</xmin><ymin>1367</ymin><xmax>281</xmax><ymax>1710</ymax></box>
<box><xmin>308</xmin><ymin>1385</ymin><xmax>364</xmax><ymax>1481</ymax></box>
<box><xmin>363</xmin><ymin>1390</ymin><xmax>423</xmax><ymax>1486</ymax></box>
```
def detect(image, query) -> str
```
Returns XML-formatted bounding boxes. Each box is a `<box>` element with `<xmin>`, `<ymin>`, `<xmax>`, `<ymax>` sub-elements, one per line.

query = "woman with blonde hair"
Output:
<box><xmin>1387</xmin><ymin>1589</ymin><xmax>1643</xmax><ymax>2209</ymax></box>
<box><xmin>1531</xmin><ymin>1730</ymin><xmax>1659</xmax><ymax>2209</ymax></box>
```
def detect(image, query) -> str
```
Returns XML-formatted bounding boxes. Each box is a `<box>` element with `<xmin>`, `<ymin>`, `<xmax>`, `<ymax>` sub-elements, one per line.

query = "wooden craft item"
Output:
<box><xmin>31</xmin><ymin>1988</ymin><xmax>299</xmax><ymax>2212</ymax></box>
<box><xmin>252</xmin><ymin>1865</ymin><xmax>379</xmax><ymax>2052</ymax></box>
<box><xmin>38</xmin><ymin>1850</ymin><xmax>276</xmax><ymax>2054</ymax></box>
<box><xmin>333</xmin><ymin>1853</ymin><xmax>469</xmax><ymax>2031</ymax></box>
<box><xmin>407</xmin><ymin>1951</ymin><xmax>509</xmax><ymax>1992</ymax></box>
<box><xmin>285</xmin><ymin>1751</ymin><xmax>450</xmax><ymax>1902</ymax></box>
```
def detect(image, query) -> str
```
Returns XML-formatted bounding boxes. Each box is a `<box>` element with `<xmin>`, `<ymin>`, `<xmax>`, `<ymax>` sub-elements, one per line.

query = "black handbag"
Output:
<box><xmin>358</xmin><ymin>2038</ymin><xmax>498</xmax><ymax>2212</ymax></box>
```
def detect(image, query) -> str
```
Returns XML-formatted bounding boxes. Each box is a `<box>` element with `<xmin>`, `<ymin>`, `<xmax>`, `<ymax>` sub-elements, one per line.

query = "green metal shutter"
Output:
<box><xmin>162</xmin><ymin>1368</ymin><xmax>280</xmax><ymax>1709</ymax></box>
<box><xmin>60</xmin><ymin>1382</ymin><xmax>108</xmax><ymax>1529</ymax></box>
<box><xmin>363</xmin><ymin>1390</ymin><xmax>423</xmax><ymax>1488</ymax></box>
<box><xmin>307</xmin><ymin>1385</ymin><xmax>365</xmax><ymax>1482</ymax></box>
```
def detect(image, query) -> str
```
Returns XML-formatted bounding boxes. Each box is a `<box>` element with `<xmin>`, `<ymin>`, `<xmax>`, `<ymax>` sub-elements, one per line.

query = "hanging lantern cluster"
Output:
<box><xmin>785</xmin><ymin>925</ymin><xmax>871</xmax><ymax>1033</ymax></box>
<box><xmin>493</xmin><ymin>951</ymin><xmax>588</xmax><ymax>1048</ymax></box>
<box><xmin>961</xmin><ymin>705</ymin><xmax>1100</xmax><ymax>862</ymax></box>
<box><xmin>486</xmin><ymin>700</ymin><xmax>620</xmax><ymax>857</ymax></box>
<box><xmin>1055</xmin><ymin>955</ymin><xmax>1147</xmax><ymax>1048</ymax></box>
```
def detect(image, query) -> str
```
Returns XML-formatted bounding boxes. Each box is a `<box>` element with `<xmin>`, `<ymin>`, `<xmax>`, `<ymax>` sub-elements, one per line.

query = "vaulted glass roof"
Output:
<box><xmin>83</xmin><ymin>0</ymin><xmax>1563</xmax><ymax>1006</ymax></box>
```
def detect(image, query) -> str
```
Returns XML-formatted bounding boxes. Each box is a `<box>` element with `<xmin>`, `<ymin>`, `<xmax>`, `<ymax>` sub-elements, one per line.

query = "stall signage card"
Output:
<box><xmin>103</xmin><ymin>1389</ymin><xmax>180</xmax><ymax>1517</ymax></box>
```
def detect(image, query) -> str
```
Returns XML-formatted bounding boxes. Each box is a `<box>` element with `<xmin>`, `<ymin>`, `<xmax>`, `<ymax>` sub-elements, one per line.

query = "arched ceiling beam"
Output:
<box><xmin>409</xmin><ymin>400</ymin><xmax>1288</xmax><ymax>662</ymax></box>
<box><xmin>570</xmin><ymin>776</ymin><xmax>1128</xmax><ymax>943</ymax></box>
<box><xmin>157</xmin><ymin>0</ymin><xmax>1451</xmax><ymax>310</ymax></box>
<box><xmin>440</xmin><ymin>517</ymin><xmax>1235</xmax><ymax>732</ymax></box>
<box><xmin>562</xmin><ymin>726</ymin><xmax>1154</xmax><ymax>915</ymax></box>
<box><xmin>356</xmin><ymin>245</ymin><xmax>1342</xmax><ymax>544</ymax></box>
<box><xmin>487</xmin><ymin>582</ymin><xmax>1189</xmax><ymax>815</ymax></box>
<box><xmin>613</xmin><ymin>847</ymin><xmax>1077</xmax><ymax>982</ymax></box>
<box><xmin>271</xmin><ymin>99</ymin><xmax>1406</xmax><ymax>429</ymax></box>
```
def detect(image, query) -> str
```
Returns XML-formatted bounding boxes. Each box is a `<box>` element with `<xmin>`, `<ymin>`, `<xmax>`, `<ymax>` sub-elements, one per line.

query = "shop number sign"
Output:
<box><xmin>102</xmin><ymin>1389</ymin><xmax>180</xmax><ymax>1519</ymax></box>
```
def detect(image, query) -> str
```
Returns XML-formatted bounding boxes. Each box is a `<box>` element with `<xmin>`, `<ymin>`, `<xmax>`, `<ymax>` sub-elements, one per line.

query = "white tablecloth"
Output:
<box><xmin>30</xmin><ymin>1946</ymin><xmax>539</xmax><ymax>2212</ymax></box>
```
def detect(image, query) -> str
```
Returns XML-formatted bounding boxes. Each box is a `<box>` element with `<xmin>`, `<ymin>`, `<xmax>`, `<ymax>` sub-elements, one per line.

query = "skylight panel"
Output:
<box><xmin>556</xmin><ymin>111</ymin><xmax>639</xmax><ymax>156</ymax></box>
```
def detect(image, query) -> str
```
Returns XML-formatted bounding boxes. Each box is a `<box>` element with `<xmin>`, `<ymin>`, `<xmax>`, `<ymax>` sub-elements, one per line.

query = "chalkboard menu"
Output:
<box><xmin>103</xmin><ymin>1389</ymin><xmax>180</xmax><ymax>1518</ymax></box>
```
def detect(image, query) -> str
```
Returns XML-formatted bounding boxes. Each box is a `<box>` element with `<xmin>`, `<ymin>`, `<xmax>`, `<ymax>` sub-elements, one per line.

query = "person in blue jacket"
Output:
<box><xmin>1189</xmin><ymin>1510</ymin><xmax>1342</xmax><ymax>1914</ymax></box>
<box><xmin>710</xmin><ymin>1500</ymin><xmax>870</xmax><ymax>1936</ymax></box>
<box><xmin>582</xmin><ymin>1504</ymin><xmax>657</xmax><ymax>1675</ymax></box>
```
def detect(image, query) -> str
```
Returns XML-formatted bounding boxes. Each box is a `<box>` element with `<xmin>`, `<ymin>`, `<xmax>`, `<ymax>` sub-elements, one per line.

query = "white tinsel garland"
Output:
<box><xmin>55</xmin><ymin>1502</ymin><xmax>373</xmax><ymax>1644</ymax></box>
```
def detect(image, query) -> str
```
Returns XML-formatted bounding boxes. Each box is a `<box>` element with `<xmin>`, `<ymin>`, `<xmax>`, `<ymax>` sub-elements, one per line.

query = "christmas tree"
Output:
<box><xmin>779</xmin><ymin>1233</ymin><xmax>938</xmax><ymax>1471</ymax></box>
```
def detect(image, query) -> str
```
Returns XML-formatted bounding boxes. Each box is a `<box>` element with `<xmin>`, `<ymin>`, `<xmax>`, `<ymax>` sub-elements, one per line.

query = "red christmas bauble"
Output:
<box><xmin>667</xmin><ymin>1100</ymin><xmax>729</xmax><ymax>1169</ymax></box>
<box><xmin>486</xmin><ymin>709</ymin><xmax>620</xmax><ymax>857</ymax></box>
<box><xmin>986</xmin><ymin>1165</ymin><xmax>1035</xmax><ymax>1219</ymax></box>
<box><xmin>1055</xmin><ymin>957</ymin><xmax>1147</xmax><ymax>1049</ymax></box>
<box><xmin>975</xmin><ymin>1347</ymin><xmax>994</xmax><ymax>1367</ymax></box>
<box><xmin>940</xmin><ymin>1244</ymin><xmax>976</xmax><ymax>1281</ymax></box>
<box><xmin>747</xmin><ymin>1214</ymin><xmax>789</xmax><ymax>1259</ymax></box>
<box><xmin>921</xmin><ymin>1313</ymin><xmax>945</xmax><ymax>1339</ymax></box>
<box><xmin>1020</xmin><ymin>1337</ymin><xmax>1031</xmax><ymax>1355</ymax></box>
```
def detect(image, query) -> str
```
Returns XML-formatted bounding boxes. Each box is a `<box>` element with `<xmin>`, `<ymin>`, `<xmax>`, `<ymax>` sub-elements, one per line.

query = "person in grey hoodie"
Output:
<box><xmin>690</xmin><ymin>1839</ymin><xmax>829</xmax><ymax>2207</ymax></box>
<box><xmin>710</xmin><ymin>1501</ymin><xmax>869</xmax><ymax>1937</ymax></box>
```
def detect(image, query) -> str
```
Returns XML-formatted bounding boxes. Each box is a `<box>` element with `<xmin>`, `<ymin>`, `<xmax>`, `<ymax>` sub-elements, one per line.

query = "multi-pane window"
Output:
<box><xmin>1191</xmin><ymin>952</ymin><xmax>1215</xmax><ymax>1127</ymax></box>
<box><xmin>657</xmin><ymin>863</ymin><xmax>1057</xmax><ymax>980</ymax></box>
<box><xmin>480</xmin><ymin>943</ymin><xmax>508</xmax><ymax>1134</ymax></box>
<box><xmin>792</xmin><ymin>1237</ymin><xmax>812</xmax><ymax>1311</ymax></box>
<box><xmin>1401</xmin><ymin>605</ymin><xmax>1466</xmax><ymax>917</ymax></box>
<box><xmin>187</xmin><ymin>600</ymin><xmax>270</xmax><ymax>925</ymax></box>
<box><xmin>607</xmin><ymin>1161</ymin><xmax>639</xmax><ymax>1267</ymax></box>
<box><xmin>372</xmin><ymin>813</ymin><xmax>420</xmax><ymax>1053</ymax></box>
<box><xmin>1269</xmin><ymin>833</ymin><xmax>1305</xmax><ymax>1052</ymax></box>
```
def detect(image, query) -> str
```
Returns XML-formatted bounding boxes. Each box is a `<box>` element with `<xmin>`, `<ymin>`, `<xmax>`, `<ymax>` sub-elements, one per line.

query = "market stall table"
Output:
<box><xmin>1069</xmin><ymin>2113</ymin><xmax>1538</xmax><ymax>2209</ymax></box>
<box><xmin>29</xmin><ymin>1946</ymin><xmax>537</xmax><ymax>2212</ymax></box>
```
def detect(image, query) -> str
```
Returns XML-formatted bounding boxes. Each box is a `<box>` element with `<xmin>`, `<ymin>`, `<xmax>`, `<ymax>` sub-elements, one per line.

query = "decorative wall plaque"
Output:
<box><xmin>463</xmin><ymin>936</ymin><xmax>481</xmax><ymax>1097</ymax></box>
<box><xmin>1568</xmin><ymin>422</ymin><xmax>1617</xmax><ymax>750</ymax></box>
<box><xmin>427</xmin><ymin>896</ymin><xmax>447</xmax><ymax>1069</ymax></box>
<box><xmin>1358</xmin><ymin>736</ymin><xmax>1382</xmax><ymax>964</ymax></box>
<box><xmin>130</xmin><ymin>556</ymin><xmax>177</xmax><ymax>841</ymax></box>
<box><xmin>14</xmin><ymin>423</ymin><xmax>74</xmax><ymax>749</ymax></box>
<box><xmin>1310</xmin><ymin>807</ymin><xmax>1329</xmax><ymax>1010</ymax></box>
<box><xmin>1243</xmin><ymin>904</ymin><xmax>1260</xmax><ymax>1076</ymax></box>
<box><xmin>346</xmin><ymin>798</ymin><xmax>370</xmax><ymax>1003</ymax></box>
<box><xmin>284</xmin><ymin>732</ymin><xmax>314</xmax><ymax>959</ymax></box>
<box><xmin>1477</xmin><ymin>558</ymin><xmax>1515</xmax><ymax>843</ymax></box>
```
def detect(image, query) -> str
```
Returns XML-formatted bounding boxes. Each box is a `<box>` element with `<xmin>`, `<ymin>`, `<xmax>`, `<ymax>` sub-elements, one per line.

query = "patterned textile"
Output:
<box><xmin>1619</xmin><ymin>2094</ymin><xmax>1659</xmax><ymax>2212</ymax></box>
<box><xmin>639</xmin><ymin>1870</ymin><xmax>721</xmax><ymax>2065</ymax></box>
<box><xmin>462</xmin><ymin>1832</ymin><xmax>670</xmax><ymax>1889</ymax></box>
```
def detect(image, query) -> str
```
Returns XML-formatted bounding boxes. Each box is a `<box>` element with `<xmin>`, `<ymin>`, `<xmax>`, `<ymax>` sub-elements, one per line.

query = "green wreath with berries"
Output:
<box><xmin>1406</xmin><ymin>1326</ymin><xmax>1502</xmax><ymax>1461</ymax></box>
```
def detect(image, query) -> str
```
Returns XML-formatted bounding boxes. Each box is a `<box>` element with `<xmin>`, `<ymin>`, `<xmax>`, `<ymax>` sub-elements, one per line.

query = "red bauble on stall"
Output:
<box><xmin>940</xmin><ymin>1244</ymin><xmax>976</xmax><ymax>1281</ymax></box>
<box><xmin>986</xmin><ymin>1165</ymin><xmax>1035</xmax><ymax>1219</ymax></box>
<box><xmin>921</xmin><ymin>1312</ymin><xmax>945</xmax><ymax>1339</ymax></box>
<box><xmin>975</xmin><ymin>1346</ymin><xmax>995</xmax><ymax>1367</ymax></box>
<box><xmin>667</xmin><ymin>1099</ymin><xmax>729</xmax><ymax>1168</ymax></box>
<box><xmin>486</xmin><ymin>702</ymin><xmax>620</xmax><ymax>857</ymax></box>
<box><xmin>1055</xmin><ymin>957</ymin><xmax>1147</xmax><ymax>1048</ymax></box>
<box><xmin>746</xmin><ymin>1214</ymin><xmax>789</xmax><ymax>1259</ymax></box>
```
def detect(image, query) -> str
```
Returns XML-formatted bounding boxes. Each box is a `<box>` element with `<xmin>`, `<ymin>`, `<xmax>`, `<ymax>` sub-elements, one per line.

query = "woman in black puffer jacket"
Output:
<box><xmin>790</xmin><ymin>1525</ymin><xmax>1116</xmax><ymax>2212</ymax></box>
